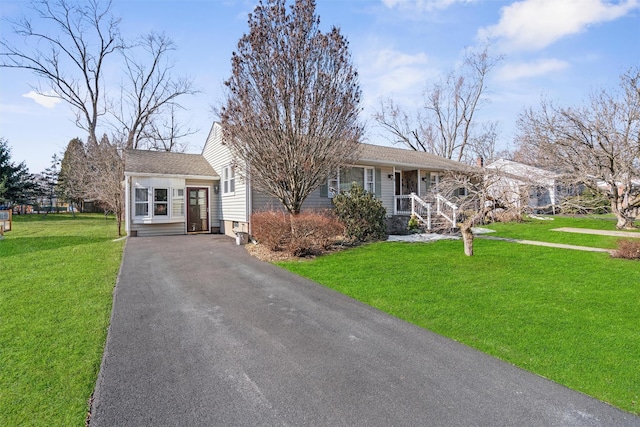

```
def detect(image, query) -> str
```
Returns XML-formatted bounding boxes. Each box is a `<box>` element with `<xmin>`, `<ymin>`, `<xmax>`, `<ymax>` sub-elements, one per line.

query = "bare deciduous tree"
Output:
<box><xmin>1</xmin><ymin>0</ymin><xmax>123</xmax><ymax>144</ymax></box>
<box><xmin>220</xmin><ymin>0</ymin><xmax>363</xmax><ymax>214</ymax></box>
<box><xmin>84</xmin><ymin>135</ymin><xmax>125</xmax><ymax>234</ymax></box>
<box><xmin>438</xmin><ymin>167</ymin><xmax>520</xmax><ymax>256</ymax></box>
<box><xmin>1</xmin><ymin>0</ymin><xmax>197</xmax><ymax>150</ymax></box>
<box><xmin>515</xmin><ymin>68</ymin><xmax>640</xmax><ymax>229</ymax></box>
<box><xmin>137</xmin><ymin>104</ymin><xmax>195</xmax><ymax>152</ymax></box>
<box><xmin>375</xmin><ymin>44</ymin><xmax>502</xmax><ymax>163</ymax></box>
<box><xmin>113</xmin><ymin>32</ymin><xmax>198</xmax><ymax>150</ymax></box>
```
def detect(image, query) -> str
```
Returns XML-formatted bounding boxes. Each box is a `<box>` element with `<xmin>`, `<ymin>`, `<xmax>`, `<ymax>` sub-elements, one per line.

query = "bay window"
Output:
<box><xmin>133</xmin><ymin>186</ymin><xmax>185</xmax><ymax>219</ymax></box>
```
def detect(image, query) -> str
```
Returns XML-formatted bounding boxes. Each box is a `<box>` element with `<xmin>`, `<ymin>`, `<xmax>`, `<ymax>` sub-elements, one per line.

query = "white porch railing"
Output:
<box><xmin>395</xmin><ymin>193</ymin><xmax>431</xmax><ymax>230</ymax></box>
<box><xmin>394</xmin><ymin>193</ymin><xmax>458</xmax><ymax>230</ymax></box>
<box><xmin>435</xmin><ymin>193</ymin><xmax>458</xmax><ymax>228</ymax></box>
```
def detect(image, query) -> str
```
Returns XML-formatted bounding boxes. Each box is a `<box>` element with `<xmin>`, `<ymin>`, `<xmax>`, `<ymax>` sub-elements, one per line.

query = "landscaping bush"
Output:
<box><xmin>407</xmin><ymin>214</ymin><xmax>421</xmax><ymax>232</ymax></box>
<box><xmin>251</xmin><ymin>210</ymin><xmax>344</xmax><ymax>256</ymax></box>
<box><xmin>611</xmin><ymin>239</ymin><xmax>640</xmax><ymax>260</ymax></box>
<box><xmin>560</xmin><ymin>189</ymin><xmax>611</xmax><ymax>215</ymax></box>
<box><xmin>490</xmin><ymin>208</ymin><xmax>523</xmax><ymax>223</ymax></box>
<box><xmin>333</xmin><ymin>182</ymin><xmax>386</xmax><ymax>242</ymax></box>
<box><xmin>251</xmin><ymin>210</ymin><xmax>291</xmax><ymax>251</ymax></box>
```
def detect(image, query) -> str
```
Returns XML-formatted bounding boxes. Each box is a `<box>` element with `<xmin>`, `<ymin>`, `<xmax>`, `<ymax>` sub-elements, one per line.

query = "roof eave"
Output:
<box><xmin>124</xmin><ymin>171</ymin><xmax>220</xmax><ymax>180</ymax></box>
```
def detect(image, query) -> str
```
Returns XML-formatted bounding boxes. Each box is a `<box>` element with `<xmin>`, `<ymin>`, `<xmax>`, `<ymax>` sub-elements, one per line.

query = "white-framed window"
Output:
<box><xmin>365</xmin><ymin>167</ymin><xmax>374</xmax><ymax>193</ymax></box>
<box><xmin>172</xmin><ymin>188</ymin><xmax>185</xmax><ymax>217</ymax></box>
<box><xmin>326</xmin><ymin>167</ymin><xmax>376</xmax><ymax>198</ymax></box>
<box><xmin>430</xmin><ymin>172</ymin><xmax>440</xmax><ymax>190</ymax></box>
<box><xmin>223</xmin><ymin>165</ymin><xmax>235</xmax><ymax>195</ymax></box>
<box><xmin>134</xmin><ymin>187</ymin><xmax>149</xmax><ymax>216</ymax></box>
<box><xmin>154</xmin><ymin>188</ymin><xmax>168</xmax><ymax>216</ymax></box>
<box><xmin>328</xmin><ymin>172</ymin><xmax>339</xmax><ymax>197</ymax></box>
<box><xmin>133</xmin><ymin>186</ymin><xmax>184</xmax><ymax>219</ymax></box>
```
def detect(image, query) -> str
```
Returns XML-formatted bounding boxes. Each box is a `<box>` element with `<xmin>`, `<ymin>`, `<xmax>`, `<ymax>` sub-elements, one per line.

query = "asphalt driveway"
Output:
<box><xmin>89</xmin><ymin>234</ymin><xmax>639</xmax><ymax>426</ymax></box>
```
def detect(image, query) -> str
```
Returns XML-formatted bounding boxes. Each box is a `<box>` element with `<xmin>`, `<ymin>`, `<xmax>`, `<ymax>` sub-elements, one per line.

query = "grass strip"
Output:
<box><xmin>0</xmin><ymin>213</ymin><xmax>124</xmax><ymax>426</ymax></box>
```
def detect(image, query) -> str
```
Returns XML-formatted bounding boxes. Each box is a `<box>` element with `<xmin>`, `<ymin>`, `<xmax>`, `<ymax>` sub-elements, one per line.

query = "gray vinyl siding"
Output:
<box><xmin>302</xmin><ymin>188</ymin><xmax>333</xmax><ymax>210</ymax></box>
<box><xmin>251</xmin><ymin>188</ymin><xmax>332</xmax><ymax>213</ymax></box>
<box><xmin>202</xmin><ymin>123</ymin><xmax>248</xmax><ymax>223</ymax></box>
<box><xmin>378</xmin><ymin>166</ymin><xmax>395</xmax><ymax>216</ymax></box>
<box><xmin>131</xmin><ymin>222</ymin><xmax>186</xmax><ymax>237</ymax></box>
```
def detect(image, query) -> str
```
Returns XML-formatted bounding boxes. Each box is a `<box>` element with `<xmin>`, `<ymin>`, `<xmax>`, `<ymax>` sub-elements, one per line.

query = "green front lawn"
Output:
<box><xmin>0</xmin><ymin>213</ymin><xmax>124</xmax><ymax>426</ymax></box>
<box><xmin>486</xmin><ymin>214</ymin><xmax>639</xmax><ymax>248</ymax></box>
<box><xmin>278</xmin><ymin>216</ymin><xmax>640</xmax><ymax>414</ymax></box>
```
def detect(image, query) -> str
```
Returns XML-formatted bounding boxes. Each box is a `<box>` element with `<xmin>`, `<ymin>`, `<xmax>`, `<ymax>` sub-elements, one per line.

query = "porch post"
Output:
<box><xmin>393</xmin><ymin>167</ymin><xmax>397</xmax><ymax>215</ymax></box>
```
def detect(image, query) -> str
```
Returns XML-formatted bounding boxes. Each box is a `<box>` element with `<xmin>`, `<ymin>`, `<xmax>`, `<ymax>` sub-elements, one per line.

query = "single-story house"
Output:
<box><xmin>484</xmin><ymin>159</ymin><xmax>579</xmax><ymax>213</ymax></box>
<box><xmin>124</xmin><ymin>122</ymin><xmax>470</xmax><ymax>238</ymax></box>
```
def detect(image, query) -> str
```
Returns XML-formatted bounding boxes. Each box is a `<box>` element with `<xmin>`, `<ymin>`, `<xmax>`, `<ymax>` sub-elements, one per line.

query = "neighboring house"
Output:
<box><xmin>124</xmin><ymin>122</ymin><xmax>470</xmax><ymax>238</ymax></box>
<box><xmin>123</xmin><ymin>150</ymin><xmax>220</xmax><ymax>237</ymax></box>
<box><xmin>485</xmin><ymin>159</ymin><xmax>579</xmax><ymax>213</ymax></box>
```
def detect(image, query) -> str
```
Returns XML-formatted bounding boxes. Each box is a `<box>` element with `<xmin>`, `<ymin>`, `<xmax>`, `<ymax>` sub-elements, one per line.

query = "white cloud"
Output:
<box><xmin>381</xmin><ymin>0</ymin><xmax>477</xmax><ymax>12</ymax></box>
<box><xmin>22</xmin><ymin>91</ymin><xmax>62</xmax><ymax>109</ymax></box>
<box><xmin>496</xmin><ymin>58</ymin><xmax>569</xmax><ymax>81</ymax></box>
<box><xmin>359</xmin><ymin>48</ymin><xmax>435</xmax><ymax>108</ymax></box>
<box><xmin>478</xmin><ymin>0</ymin><xmax>640</xmax><ymax>52</ymax></box>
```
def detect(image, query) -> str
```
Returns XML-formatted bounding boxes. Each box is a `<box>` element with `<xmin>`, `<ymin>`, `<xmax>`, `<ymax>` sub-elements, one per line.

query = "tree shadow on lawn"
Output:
<box><xmin>0</xmin><ymin>235</ymin><xmax>114</xmax><ymax>258</ymax></box>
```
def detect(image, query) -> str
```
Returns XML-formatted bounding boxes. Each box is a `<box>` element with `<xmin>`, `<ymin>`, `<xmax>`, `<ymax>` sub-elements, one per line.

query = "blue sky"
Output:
<box><xmin>1</xmin><ymin>0</ymin><xmax>639</xmax><ymax>174</ymax></box>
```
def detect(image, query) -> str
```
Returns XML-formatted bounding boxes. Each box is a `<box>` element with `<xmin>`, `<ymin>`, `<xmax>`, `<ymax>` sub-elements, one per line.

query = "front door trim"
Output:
<box><xmin>186</xmin><ymin>187</ymin><xmax>209</xmax><ymax>233</ymax></box>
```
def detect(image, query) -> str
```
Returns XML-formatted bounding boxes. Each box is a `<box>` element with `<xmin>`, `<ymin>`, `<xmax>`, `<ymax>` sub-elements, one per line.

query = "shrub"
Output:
<box><xmin>333</xmin><ymin>182</ymin><xmax>386</xmax><ymax>242</ymax></box>
<box><xmin>251</xmin><ymin>210</ymin><xmax>291</xmax><ymax>251</ymax></box>
<box><xmin>251</xmin><ymin>210</ymin><xmax>344</xmax><ymax>257</ymax></box>
<box><xmin>611</xmin><ymin>239</ymin><xmax>640</xmax><ymax>260</ymax></box>
<box><xmin>407</xmin><ymin>215</ymin><xmax>420</xmax><ymax>232</ymax></box>
<box><xmin>561</xmin><ymin>189</ymin><xmax>611</xmax><ymax>215</ymax></box>
<box><xmin>491</xmin><ymin>208</ymin><xmax>523</xmax><ymax>223</ymax></box>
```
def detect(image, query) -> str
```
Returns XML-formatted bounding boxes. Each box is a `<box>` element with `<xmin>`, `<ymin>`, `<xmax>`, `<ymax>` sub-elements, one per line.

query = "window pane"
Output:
<box><xmin>172</xmin><ymin>188</ymin><xmax>184</xmax><ymax>217</ymax></box>
<box><xmin>154</xmin><ymin>203</ymin><xmax>168</xmax><ymax>215</ymax></box>
<box><xmin>154</xmin><ymin>188</ymin><xmax>168</xmax><ymax>202</ymax></box>
<box><xmin>135</xmin><ymin>188</ymin><xmax>148</xmax><ymax>202</ymax></box>
<box><xmin>229</xmin><ymin>178</ymin><xmax>235</xmax><ymax>193</ymax></box>
<box><xmin>340</xmin><ymin>167</ymin><xmax>364</xmax><ymax>192</ymax></box>
<box><xmin>135</xmin><ymin>203</ymin><xmax>148</xmax><ymax>216</ymax></box>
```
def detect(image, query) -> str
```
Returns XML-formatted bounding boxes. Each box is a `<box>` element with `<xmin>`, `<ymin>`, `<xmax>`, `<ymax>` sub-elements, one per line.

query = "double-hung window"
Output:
<box><xmin>328</xmin><ymin>172</ymin><xmax>339</xmax><ymax>197</ymax></box>
<box><xmin>154</xmin><ymin>189</ymin><xmax>168</xmax><ymax>216</ymax></box>
<box><xmin>223</xmin><ymin>165</ymin><xmax>235</xmax><ymax>195</ymax></box>
<box><xmin>365</xmin><ymin>167</ymin><xmax>375</xmax><ymax>193</ymax></box>
<box><xmin>134</xmin><ymin>188</ymin><xmax>149</xmax><ymax>216</ymax></box>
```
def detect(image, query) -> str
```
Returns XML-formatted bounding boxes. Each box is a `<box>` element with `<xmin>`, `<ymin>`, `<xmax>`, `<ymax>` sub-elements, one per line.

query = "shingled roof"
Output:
<box><xmin>124</xmin><ymin>149</ymin><xmax>218</xmax><ymax>178</ymax></box>
<box><xmin>358</xmin><ymin>143</ymin><xmax>471</xmax><ymax>172</ymax></box>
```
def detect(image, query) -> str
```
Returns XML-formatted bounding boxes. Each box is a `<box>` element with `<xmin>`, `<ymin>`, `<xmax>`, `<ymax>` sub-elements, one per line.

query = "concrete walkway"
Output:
<box><xmin>553</xmin><ymin>227</ymin><xmax>640</xmax><ymax>238</ymax></box>
<box><xmin>89</xmin><ymin>235</ymin><xmax>639</xmax><ymax>426</ymax></box>
<box><xmin>477</xmin><ymin>235</ymin><xmax>615</xmax><ymax>253</ymax></box>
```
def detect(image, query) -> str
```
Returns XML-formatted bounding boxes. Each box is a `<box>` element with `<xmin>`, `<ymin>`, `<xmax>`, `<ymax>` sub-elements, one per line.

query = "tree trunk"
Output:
<box><xmin>461</xmin><ymin>225</ymin><xmax>474</xmax><ymax>256</ymax></box>
<box><xmin>612</xmin><ymin>202</ymin><xmax>636</xmax><ymax>230</ymax></box>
